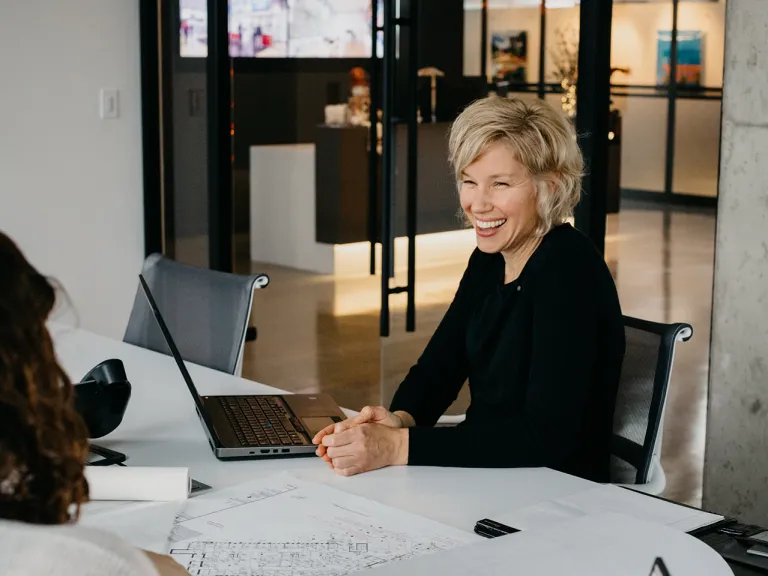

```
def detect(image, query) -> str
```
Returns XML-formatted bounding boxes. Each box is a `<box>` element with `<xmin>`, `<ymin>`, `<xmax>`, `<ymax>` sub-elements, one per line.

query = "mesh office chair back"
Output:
<box><xmin>610</xmin><ymin>316</ymin><xmax>692</xmax><ymax>485</ymax></box>
<box><xmin>123</xmin><ymin>254</ymin><xmax>269</xmax><ymax>376</ymax></box>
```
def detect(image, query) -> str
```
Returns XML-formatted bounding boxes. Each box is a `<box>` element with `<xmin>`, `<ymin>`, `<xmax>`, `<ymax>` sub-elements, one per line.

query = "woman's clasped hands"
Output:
<box><xmin>311</xmin><ymin>406</ymin><xmax>413</xmax><ymax>477</ymax></box>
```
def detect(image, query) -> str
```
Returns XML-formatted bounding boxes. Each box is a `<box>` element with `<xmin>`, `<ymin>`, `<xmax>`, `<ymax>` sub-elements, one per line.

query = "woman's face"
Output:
<box><xmin>459</xmin><ymin>141</ymin><xmax>539</xmax><ymax>255</ymax></box>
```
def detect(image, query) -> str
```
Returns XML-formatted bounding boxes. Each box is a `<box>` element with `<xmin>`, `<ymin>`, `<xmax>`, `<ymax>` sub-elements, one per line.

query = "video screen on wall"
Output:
<box><xmin>180</xmin><ymin>0</ymin><xmax>381</xmax><ymax>58</ymax></box>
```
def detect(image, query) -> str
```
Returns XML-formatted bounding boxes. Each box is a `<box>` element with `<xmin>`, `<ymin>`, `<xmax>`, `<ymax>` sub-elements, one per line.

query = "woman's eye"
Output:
<box><xmin>462</xmin><ymin>180</ymin><xmax>476</xmax><ymax>187</ymax></box>
<box><xmin>493</xmin><ymin>181</ymin><xmax>509</xmax><ymax>188</ymax></box>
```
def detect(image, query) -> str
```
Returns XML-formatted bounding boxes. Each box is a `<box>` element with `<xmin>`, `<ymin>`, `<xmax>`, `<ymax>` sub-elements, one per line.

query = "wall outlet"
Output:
<box><xmin>100</xmin><ymin>88</ymin><xmax>120</xmax><ymax>120</ymax></box>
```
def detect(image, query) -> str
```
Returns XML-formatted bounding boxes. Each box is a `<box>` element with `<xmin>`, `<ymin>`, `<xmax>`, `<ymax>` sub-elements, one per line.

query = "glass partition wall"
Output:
<box><xmin>464</xmin><ymin>0</ymin><xmax>725</xmax><ymax>205</ymax></box>
<box><xmin>612</xmin><ymin>0</ymin><xmax>724</xmax><ymax>202</ymax></box>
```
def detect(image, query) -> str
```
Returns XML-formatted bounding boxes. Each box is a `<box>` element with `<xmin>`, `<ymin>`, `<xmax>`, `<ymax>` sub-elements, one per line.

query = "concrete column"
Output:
<box><xmin>703</xmin><ymin>0</ymin><xmax>768</xmax><ymax>524</ymax></box>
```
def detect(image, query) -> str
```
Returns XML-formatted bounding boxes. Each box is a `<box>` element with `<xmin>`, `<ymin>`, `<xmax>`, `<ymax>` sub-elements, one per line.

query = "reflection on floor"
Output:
<box><xmin>243</xmin><ymin>204</ymin><xmax>716</xmax><ymax>506</ymax></box>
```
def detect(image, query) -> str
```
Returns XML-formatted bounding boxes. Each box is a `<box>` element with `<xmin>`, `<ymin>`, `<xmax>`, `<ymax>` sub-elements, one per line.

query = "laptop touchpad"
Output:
<box><xmin>302</xmin><ymin>417</ymin><xmax>336</xmax><ymax>436</ymax></box>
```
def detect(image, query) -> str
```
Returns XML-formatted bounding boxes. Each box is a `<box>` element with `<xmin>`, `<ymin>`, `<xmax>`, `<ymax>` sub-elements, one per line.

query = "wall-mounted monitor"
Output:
<box><xmin>180</xmin><ymin>0</ymin><xmax>382</xmax><ymax>58</ymax></box>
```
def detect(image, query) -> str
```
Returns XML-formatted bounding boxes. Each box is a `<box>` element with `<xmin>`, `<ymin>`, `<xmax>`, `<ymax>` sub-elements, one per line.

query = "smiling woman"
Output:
<box><xmin>451</xmin><ymin>96</ymin><xmax>583</xmax><ymax>235</ymax></box>
<box><xmin>313</xmin><ymin>96</ymin><xmax>625</xmax><ymax>483</ymax></box>
<box><xmin>451</xmin><ymin>97</ymin><xmax>583</xmax><ymax>282</ymax></box>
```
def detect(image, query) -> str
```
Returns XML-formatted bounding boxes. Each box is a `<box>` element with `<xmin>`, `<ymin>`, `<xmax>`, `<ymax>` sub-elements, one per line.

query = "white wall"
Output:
<box><xmin>0</xmin><ymin>0</ymin><xmax>144</xmax><ymax>339</ymax></box>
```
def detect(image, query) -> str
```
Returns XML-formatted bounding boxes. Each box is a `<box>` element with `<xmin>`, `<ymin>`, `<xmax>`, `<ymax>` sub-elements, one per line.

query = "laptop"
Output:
<box><xmin>138</xmin><ymin>274</ymin><xmax>346</xmax><ymax>460</ymax></box>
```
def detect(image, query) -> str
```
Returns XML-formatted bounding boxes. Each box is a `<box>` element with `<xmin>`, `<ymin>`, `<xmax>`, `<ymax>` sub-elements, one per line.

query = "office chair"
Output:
<box><xmin>610</xmin><ymin>316</ymin><xmax>693</xmax><ymax>495</ymax></box>
<box><xmin>123</xmin><ymin>254</ymin><xmax>269</xmax><ymax>377</ymax></box>
<box><xmin>435</xmin><ymin>316</ymin><xmax>692</xmax><ymax>496</ymax></box>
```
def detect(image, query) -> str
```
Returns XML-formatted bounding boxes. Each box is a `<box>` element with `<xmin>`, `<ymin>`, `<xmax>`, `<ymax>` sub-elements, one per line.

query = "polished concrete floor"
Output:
<box><xmin>242</xmin><ymin>203</ymin><xmax>716</xmax><ymax>506</ymax></box>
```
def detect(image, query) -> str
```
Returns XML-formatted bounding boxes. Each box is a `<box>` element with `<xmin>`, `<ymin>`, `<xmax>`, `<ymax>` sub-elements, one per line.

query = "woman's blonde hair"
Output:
<box><xmin>448</xmin><ymin>96</ymin><xmax>584</xmax><ymax>236</ymax></box>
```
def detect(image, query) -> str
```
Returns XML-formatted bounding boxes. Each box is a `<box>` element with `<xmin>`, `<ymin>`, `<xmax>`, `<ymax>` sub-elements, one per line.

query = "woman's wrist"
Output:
<box><xmin>392</xmin><ymin>428</ymin><xmax>409</xmax><ymax>466</ymax></box>
<box><xmin>393</xmin><ymin>410</ymin><xmax>416</xmax><ymax>428</ymax></box>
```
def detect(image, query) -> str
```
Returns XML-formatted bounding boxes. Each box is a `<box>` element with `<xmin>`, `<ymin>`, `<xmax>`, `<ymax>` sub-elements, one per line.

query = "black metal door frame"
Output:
<box><xmin>368</xmin><ymin>0</ymin><xmax>380</xmax><ymax>276</ymax></box>
<box><xmin>663</xmin><ymin>0</ymin><xmax>681</xmax><ymax>200</ymax></box>
<box><xmin>574</xmin><ymin>0</ymin><xmax>613</xmax><ymax>255</ymax></box>
<box><xmin>379</xmin><ymin>0</ymin><xmax>419</xmax><ymax>337</ymax></box>
<box><xmin>139</xmin><ymin>0</ymin><xmax>163</xmax><ymax>257</ymax></box>
<box><xmin>206</xmin><ymin>0</ymin><xmax>234</xmax><ymax>272</ymax></box>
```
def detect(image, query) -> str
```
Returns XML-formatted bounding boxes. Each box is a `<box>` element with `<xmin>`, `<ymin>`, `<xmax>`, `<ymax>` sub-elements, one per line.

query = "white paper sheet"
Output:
<box><xmin>80</xmin><ymin>500</ymin><xmax>184</xmax><ymax>553</ymax></box>
<box><xmin>495</xmin><ymin>483</ymin><xmax>723</xmax><ymax>533</ymax></box>
<box><xmin>85</xmin><ymin>466</ymin><xmax>190</xmax><ymax>501</ymax></box>
<box><xmin>166</xmin><ymin>474</ymin><xmax>480</xmax><ymax>575</ymax></box>
<box><xmin>365</xmin><ymin>512</ymin><xmax>734</xmax><ymax>576</ymax></box>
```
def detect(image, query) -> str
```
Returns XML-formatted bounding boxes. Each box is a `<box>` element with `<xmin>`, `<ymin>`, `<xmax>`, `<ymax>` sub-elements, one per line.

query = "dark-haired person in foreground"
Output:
<box><xmin>314</xmin><ymin>96</ymin><xmax>625</xmax><ymax>482</ymax></box>
<box><xmin>0</xmin><ymin>231</ymin><xmax>188</xmax><ymax>575</ymax></box>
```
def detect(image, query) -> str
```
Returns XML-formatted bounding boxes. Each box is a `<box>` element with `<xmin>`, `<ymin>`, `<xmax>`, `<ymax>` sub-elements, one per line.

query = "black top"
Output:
<box><xmin>389</xmin><ymin>224</ymin><xmax>625</xmax><ymax>482</ymax></box>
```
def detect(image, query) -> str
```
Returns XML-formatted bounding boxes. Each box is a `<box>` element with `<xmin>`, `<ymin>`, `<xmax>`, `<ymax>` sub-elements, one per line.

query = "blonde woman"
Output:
<box><xmin>314</xmin><ymin>97</ymin><xmax>625</xmax><ymax>482</ymax></box>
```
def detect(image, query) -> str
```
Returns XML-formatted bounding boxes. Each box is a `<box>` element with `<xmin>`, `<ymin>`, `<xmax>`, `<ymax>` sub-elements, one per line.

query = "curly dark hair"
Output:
<box><xmin>0</xmin><ymin>232</ymin><xmax>89</xmax><ymax>524</ymax></box>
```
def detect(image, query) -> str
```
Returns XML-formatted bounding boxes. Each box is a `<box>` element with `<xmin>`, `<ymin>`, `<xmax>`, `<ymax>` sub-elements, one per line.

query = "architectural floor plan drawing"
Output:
<box><xmin>167</xmin><ymin>474</ymin><xmax>478</xmax><ymax>576</ymax></box>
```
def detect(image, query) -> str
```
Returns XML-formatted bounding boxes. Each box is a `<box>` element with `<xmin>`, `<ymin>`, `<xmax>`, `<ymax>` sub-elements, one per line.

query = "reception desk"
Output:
<box><xmin>250</xmin><ymin>144</ymin><xmax>336</xmax><ymax>274</ymax></box>
<box><xmin>250</xmin><ymin>123</ymin><xmax>465</xmax><ymax>274</ymax></box>
<box><xmin>315</xmin><ymin>123</ymin><xmax>464</xmax><ymax>243</ymax></box>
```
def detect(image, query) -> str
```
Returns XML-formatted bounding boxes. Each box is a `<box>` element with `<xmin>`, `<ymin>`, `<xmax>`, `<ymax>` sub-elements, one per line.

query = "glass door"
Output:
<box><xmin>150</xmin><ymin>0</ymin><xmax>234</xmax><ymax>270</ymax></box>
<box><xmin>165</xmin><ymin>0</ymin><xmax>212</xmax><ymax>267</ymax></box>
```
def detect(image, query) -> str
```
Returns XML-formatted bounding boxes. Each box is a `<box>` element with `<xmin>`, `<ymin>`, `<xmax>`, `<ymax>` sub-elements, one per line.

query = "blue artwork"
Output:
<box><xmin>656</xmin><ymin>31</ymin><xmax>703</xmax><ymax>86</ymax></box>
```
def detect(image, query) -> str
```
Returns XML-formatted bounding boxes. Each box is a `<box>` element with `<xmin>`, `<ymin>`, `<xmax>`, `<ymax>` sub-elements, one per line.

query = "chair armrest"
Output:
<box><xmin>436</xmin><ymin>414</ymin><xmax>466</xmax><ymax>427</ymax></box>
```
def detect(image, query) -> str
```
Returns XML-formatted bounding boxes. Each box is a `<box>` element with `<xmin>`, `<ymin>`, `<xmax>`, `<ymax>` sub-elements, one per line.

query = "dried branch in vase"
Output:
<box><xmin>549</xmin><ymin>25</ymin><xmax>580</xmax><ymax>118</ymax></box>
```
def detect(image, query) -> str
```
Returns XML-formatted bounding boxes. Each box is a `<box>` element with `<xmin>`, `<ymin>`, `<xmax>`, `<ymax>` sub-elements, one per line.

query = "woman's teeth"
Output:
<box><xmin>476</xmin><ymin>219</ymin><xmax>507</xmax><ymax>230</ymax></box>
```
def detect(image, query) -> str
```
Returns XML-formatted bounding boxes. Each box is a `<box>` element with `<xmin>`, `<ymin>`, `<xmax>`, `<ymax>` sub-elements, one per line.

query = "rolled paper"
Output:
<box><xmin>85</xmin><ymin>467</ymin><xmax>190</xmax><ymax>501</ymax></box>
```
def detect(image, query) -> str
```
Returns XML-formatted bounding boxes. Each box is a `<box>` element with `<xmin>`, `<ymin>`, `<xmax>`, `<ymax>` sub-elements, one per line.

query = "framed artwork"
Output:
<box><xmin>656</xmin><ymin>30</ymin><xmax>703</xmax><ymax>86</ymax></box>
<box><xmin>491</xmin><ymin>30</ymin><xmax>528</xmax><ymax>83</ymax></box>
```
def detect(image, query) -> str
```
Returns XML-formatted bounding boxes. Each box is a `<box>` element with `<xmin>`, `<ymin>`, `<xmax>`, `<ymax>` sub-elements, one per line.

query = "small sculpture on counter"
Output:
<box><xmin>347</xmin><ymin>66</ymin><xmax>371</xmax><ymax>126</ymax></box>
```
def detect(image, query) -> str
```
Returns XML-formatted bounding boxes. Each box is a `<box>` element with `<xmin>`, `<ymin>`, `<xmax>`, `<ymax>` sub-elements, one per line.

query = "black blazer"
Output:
<box><xmin>390</xmin><ymin>224</ymin><xmax>625</xmax><ymax>482</ymax></box>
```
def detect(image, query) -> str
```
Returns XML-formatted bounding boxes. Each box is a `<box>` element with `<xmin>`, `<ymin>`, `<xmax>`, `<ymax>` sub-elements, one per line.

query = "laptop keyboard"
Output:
<box><xmin>218</xmin><ymin>397</ymin><xmax>307</xmax><ymax>447</ymax></box>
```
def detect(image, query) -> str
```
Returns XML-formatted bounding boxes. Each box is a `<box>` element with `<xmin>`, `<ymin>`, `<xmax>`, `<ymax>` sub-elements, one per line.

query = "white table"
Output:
<box><xmin>51</xmin><ymin>326</ymin><xmax>740</xmax><ymax>576</ymax></box>
<box><xmin>52</xmin><ymin>324</ymin><xmax>601</xmax><ymax>532</ymax></box>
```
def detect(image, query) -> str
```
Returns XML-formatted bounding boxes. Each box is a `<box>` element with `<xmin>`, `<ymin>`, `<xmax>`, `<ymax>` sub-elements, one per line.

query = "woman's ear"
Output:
<box><xmin>534</xmin><ymin>178</ymin><xmax>556</xmax><ymax>198</ymax></box>
<box><xmin>547</xmin><ymin>173</ymin><xmax>561</xmax><ymax>194</ymax></box>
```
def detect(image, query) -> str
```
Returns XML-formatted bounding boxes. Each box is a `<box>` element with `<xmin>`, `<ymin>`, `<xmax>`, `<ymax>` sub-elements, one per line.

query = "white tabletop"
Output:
<box><xmin>51</xmin><ymin>324</ymin><xmax>598</xmax><ymax>532</ymax></box>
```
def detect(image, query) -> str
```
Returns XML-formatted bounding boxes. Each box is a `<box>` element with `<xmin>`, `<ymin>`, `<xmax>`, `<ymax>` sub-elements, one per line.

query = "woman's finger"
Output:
<box><xmin>335</xmin><ymin>465</ymin><xmax>364</xmax><ymax>477</ymax></box>
<box><xmin>321</xmin><ymin>427</ymin><xmax>357</xmax><ymax>448</ymax></box>
<box><xmin>312</xmin><ymin>422</ymin><xmax>337</xmax><ymax>444</ymax></box>
<box><xmin>316</xmin><ymin>444</ymin><xmax>333</xmax><ymax>464</ymax></box>
<box><xmin>326</xmin><ymin>444</ymin><xmax>355</xmax><ymax>460</ymax></box>
<box><xmin>330</xmin><ymin>419</ymin><xmax>357</xmax><ymax>434</ymax></box>
<box><xmin>341</xmin><ymin>406</ymin><xmax>378</xmax><ymax>429</ymax></box>
<box><xmin>330</xmin><ymin>455</ymin><xmax>358</xmax><ymax>470</ymax></box>
<box><xmin>332</xmin><ymin>410</ymin><xmax>370</xmax><ymax>433</ymax></box>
